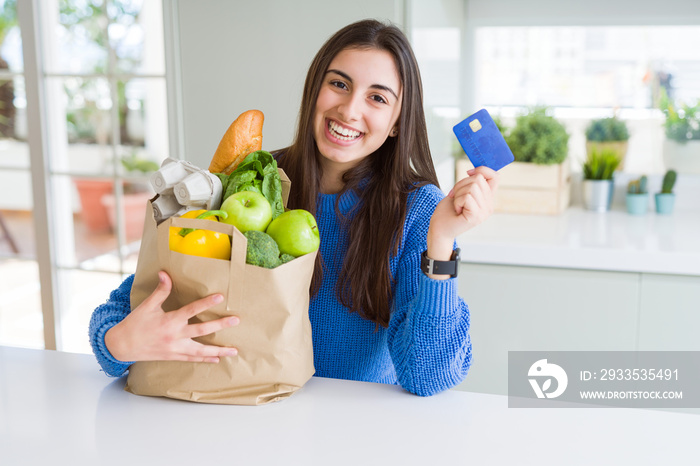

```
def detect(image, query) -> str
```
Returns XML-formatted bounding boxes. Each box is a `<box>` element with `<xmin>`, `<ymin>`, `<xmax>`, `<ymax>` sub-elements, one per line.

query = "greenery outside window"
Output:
<box><xmin>0</xmin><ymin>0</ymin><xmax>168</xmax><ymax>353</ymax></box>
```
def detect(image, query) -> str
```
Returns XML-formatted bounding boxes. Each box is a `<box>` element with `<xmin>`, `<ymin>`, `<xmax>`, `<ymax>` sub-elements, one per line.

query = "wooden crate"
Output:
<box><xmin>455</xmin><ymin>159</ymin><xmax>571</xmax><ymax>215</ymax></box>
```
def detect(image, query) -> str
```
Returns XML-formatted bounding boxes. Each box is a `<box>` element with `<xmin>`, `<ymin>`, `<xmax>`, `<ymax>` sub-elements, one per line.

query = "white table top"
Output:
<box><xmin>1</xmin><ymin>346</ymin><xmax>698</xmax><ymax>466</ymax></box>
<box><xmin>457</xmin><ymin>207</ymin><xmax>700</xmax><ymax>276</ymax></box>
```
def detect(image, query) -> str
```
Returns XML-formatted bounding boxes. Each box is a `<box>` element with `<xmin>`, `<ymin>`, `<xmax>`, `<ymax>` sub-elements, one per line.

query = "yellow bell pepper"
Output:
<box><xmin>169</xmin><ymin>209</ymin><xmax>231</xmax><ymax>260</ymax></box>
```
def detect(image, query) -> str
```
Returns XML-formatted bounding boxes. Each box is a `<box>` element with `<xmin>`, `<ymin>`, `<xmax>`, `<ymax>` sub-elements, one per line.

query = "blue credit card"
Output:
<box><xmin>453</xmin><ymin>109</ymin><xmax>514</xmax><ymax>171</ymax></box>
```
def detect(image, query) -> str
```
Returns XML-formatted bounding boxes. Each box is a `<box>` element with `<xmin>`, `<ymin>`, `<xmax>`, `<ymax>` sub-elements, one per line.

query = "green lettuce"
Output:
<box><xmin>215</xmin><ymin>150</ymin><xmax>284</xmax><ymax>219</ymax></box>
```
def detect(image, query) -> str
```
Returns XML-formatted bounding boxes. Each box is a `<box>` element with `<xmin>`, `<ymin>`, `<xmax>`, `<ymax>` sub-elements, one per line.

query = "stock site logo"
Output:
<box><xmin>528</xmin><ymin>359</ymin><xmax>568</xmax><ymax>399</ymax></box>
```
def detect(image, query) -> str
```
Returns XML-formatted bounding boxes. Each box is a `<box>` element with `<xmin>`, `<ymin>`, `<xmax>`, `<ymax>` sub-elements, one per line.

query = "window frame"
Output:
<box><xmin>15</xmin><ymin>0</ymin><xmax>178</xmax><ymax>350</ymax></box>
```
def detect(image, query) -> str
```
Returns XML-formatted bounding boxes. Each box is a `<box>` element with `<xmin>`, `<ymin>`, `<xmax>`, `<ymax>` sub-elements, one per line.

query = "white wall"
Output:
<box><xmin>174</xmin><ymin>0</ymin><xmax>404</xmax><ymax>169</ymax></box>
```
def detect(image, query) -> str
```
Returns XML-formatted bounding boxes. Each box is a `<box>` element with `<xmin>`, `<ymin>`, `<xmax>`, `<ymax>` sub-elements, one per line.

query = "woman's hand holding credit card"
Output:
<box><xmin>453</xmin><ymin>108</ymin><xmax>514</xmax><ymax>171</ymax></box>
<box><xmin>426</xmin><ymin>110</ymin><xmax>509</xmax><ymax>267</ymax></box>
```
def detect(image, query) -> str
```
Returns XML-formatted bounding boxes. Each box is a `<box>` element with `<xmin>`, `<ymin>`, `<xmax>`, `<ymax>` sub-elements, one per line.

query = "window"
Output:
<box><xmin>474</xmin><ymin>25</ymin><xmax>700</xmax><ymax>174</ymax></box>
<box><xmin>0</xmin><ymin>0</ymin><xmax>169</xmax><ymax>353</ymax></box>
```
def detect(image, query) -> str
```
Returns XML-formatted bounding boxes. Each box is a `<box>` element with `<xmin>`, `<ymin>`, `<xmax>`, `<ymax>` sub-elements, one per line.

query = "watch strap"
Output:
<box><xmin>421</xmin><ymin>248</ymin><xmax>461</xmax><ymax>278</ymax></box>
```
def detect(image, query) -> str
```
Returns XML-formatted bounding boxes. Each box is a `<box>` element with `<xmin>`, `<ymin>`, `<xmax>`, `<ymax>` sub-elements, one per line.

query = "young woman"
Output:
<box><xmin>89</xmin><ymin>19</ymin><xmax>498</xmax><ymax>397</ymax></box>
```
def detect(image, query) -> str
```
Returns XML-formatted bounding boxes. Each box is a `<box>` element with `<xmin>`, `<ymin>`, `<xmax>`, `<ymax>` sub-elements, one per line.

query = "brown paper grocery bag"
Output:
<box><xmin>125</xmin><ymin>172</ymin><xmax>316</xmax><ymax>405</ymax></box>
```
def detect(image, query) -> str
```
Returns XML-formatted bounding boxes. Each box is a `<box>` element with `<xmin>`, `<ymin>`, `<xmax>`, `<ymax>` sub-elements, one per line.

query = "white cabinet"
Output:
<box><xmin>454</xmin><ymin>264</ymin><xmax>640</xmax><ymax>395</ymax></box>
<box><xmin>638</xmin><ymin>274</ymin><xmax>700</xmax><ymax>351</ymax></box>
<box><xmin>450</xmin><ymin>209</ymin><xmax>699</xmax><ymax>396</ymax></box>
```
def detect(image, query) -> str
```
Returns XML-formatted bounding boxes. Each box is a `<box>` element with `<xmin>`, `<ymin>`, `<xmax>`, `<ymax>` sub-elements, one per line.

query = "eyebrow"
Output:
<box><xmin>326</xmin><ymin>69</ymin><xmax>399</xmax><ymax>101</ymax></box>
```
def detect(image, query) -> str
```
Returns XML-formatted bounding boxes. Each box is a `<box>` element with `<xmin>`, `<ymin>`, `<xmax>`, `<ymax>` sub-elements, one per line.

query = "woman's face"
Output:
<box><xmin>313</xmin><ymin>47</ymin><xmax>402</xmax><ymax>173</ymax></box>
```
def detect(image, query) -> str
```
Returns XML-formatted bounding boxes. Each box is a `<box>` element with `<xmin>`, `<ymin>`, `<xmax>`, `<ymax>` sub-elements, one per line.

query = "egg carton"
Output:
<box><xmin>150</xmin><ymin>158</ymin><xmax>223</xmax><ymax>223</ymax></box>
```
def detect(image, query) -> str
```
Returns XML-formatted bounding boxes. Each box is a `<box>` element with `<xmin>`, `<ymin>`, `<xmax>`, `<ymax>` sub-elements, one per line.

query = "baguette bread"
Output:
<box><xmin>209</xmin><ymin>109</ymin><xmax>264</xmax><ymax>175</ymax></box>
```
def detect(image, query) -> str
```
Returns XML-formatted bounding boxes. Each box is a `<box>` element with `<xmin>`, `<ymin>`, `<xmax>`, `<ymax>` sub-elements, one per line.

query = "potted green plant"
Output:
<box><xmin>489</xmin><ymin>107</ymin><xmax>571</xmax><ymax>215</ymax></box>
<box><xmin>626</xmin><ymin>175</ymin><xmax>648</xmax><ymax>215</ymax></box>
<box><xmin>659</xmin><ymin>89</ymin><xmax>700</xmax><ymax>174</ymax></box>
<box><xmin>74</xmin><ymin>152</ymin><xmax>158</xmax><ymax>238</ymax></box>
<box><xmin>655</xmin><ymin>169</ymin><xmax>677</xmax><ymax>215</ymax></box>
<box><xmin>101</xmin><ymin>152</ymin><xmax>159</xmax><ymax>239</ymax></box>
<box><xmin>506</xmin><ymin>107</ymin><xmax>569</xmax><ymax>165</ymax></box>
<box><xmin>585</xmin><ymin>117</ymin><xmax>630</xmax><ymax>170</ymax></box>
<box><xmin>582</xmin><ymin>148</ymin><xmax>621</xmax><ymax>212</ymax></box>
<box><xmin>118</xmin><ymin>152</ymin><xmax>160</xmax><ymax>191</ymax></box>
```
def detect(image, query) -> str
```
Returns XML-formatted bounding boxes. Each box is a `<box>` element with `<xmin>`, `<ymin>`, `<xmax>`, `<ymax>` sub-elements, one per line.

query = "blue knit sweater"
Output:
<box><xmin>88</xmin><ymin>183</ymin><xmax>472</xmax><ymax>396</ymax></box>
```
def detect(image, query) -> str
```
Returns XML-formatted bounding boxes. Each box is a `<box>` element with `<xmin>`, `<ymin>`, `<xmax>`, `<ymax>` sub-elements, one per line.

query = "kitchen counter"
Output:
<box><xmin>1</xmin><ymin>346</ymin><xmax>698</xmax><ymax>465</ymax></box>
<box><xmin>457</xmin><ymin>207</ymin><xmax>700</xmax><ymax>276</ymax></box>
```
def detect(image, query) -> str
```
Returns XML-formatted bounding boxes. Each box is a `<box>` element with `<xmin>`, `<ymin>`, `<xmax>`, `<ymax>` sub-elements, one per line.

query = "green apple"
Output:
<box><xmin>265</xmin><ymin>209</ymin><xmax>320</xmax><ymax>257</ymax></box>
<box><xmin>220</xmin><ymin>191</ymin><xmax>272</xmax><ymax>233</ymax></box>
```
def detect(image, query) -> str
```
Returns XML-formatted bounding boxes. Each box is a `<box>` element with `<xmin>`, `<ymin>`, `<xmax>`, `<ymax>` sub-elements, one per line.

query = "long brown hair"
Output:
<box><xmin>278</xmin><ymin>19</ymin><xmax>438</xmax><ymax>328</ymax></box>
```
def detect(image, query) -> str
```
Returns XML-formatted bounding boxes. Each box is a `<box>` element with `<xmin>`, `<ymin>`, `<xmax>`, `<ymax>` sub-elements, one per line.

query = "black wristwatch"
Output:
<box><xmin>421</xmin><ymin>248</ymin><xmax>461</xmax><ymax>278</ymax></box>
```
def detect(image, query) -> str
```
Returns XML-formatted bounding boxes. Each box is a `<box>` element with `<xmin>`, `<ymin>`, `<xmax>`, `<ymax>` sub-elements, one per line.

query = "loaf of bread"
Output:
<box><xmin>208</xmin><ymin>109</ymin><xmax>264</xmax><ymax>175</ymax></box>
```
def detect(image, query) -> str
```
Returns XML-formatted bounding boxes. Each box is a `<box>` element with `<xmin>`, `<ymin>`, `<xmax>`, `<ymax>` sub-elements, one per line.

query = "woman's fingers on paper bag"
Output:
<box><xmin>178</xmin><ymin>292</ymin><xmax>225</xmax><ymax>320</ymax></box>
<box><xmin>140</xmin><ymin>270</ymin><xmax>173</xmax><ymax>310</ymax></box>
<box><xmin>179</xmin><ymin>340</ymin><xmax>238</xmax><ymax>363</ymax></box>
<box><xmin>184</xmin><ymin>315</ymin><xmax>240</xmax><ymax>340</ymax></box>
<box><xmin>146</xmin><ymin>271</ymin><xmax>225</xmax><ymax>321</ymax></box>
<box><xmin>108</xmin><ymin>270</ymin><xmax>237</xmax><ymax>363</ymax></box>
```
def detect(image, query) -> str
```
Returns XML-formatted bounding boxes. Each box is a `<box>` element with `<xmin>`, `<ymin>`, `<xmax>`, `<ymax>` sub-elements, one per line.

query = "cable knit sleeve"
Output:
<box><xmin>88</xmin><ymin>274</ymin><xmax>135</xmax><ymax>377</ymax></box>
<box><xmin>386</xmin><ymin>185</ymin><xmax>472</xmax><ymax>396</ymax></box>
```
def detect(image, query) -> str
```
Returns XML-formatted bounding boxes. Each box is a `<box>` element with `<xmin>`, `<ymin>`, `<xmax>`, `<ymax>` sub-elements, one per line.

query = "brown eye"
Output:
<box><xmin>330</xmin><ymin>80</ymin><xmax>348</xmax><ymax>90</ymax></box>
<box><xmin>371</xmin><ymin>94</ymin><xmax>387</xmax><ymax>104</ymax></box>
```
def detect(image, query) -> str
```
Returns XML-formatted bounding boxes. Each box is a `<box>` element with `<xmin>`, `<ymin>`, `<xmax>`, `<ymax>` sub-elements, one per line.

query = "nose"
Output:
<box><xmin>337</xmin><ymin>92</ymin><xmax>362</xmax><ymax>122</ymax></box>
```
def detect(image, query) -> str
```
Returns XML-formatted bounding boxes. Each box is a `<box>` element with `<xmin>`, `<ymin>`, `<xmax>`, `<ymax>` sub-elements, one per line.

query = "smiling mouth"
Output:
<box><xmin>328</xmin><ymin>120</ymin><xmax>362</xmax><ymax>141</ymax></box>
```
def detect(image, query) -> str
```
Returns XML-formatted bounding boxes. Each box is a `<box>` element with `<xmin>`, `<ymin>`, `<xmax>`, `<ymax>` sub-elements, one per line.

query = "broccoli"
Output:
<box><xmin>279</xmin><ymin>253</ymin><xmax>295</xmax><ymax>265</ymax></box>
<box><xmin>243</xmin><ymin>230</ymin><xmax>281</xmax><ymax>269</ymax></box>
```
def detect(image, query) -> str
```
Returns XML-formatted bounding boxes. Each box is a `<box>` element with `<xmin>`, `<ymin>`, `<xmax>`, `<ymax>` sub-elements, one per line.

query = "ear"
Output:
<box><xmin>389</xmin><ymin>127</ymin><xmax>398</xmax><ymax>137</ymax></box>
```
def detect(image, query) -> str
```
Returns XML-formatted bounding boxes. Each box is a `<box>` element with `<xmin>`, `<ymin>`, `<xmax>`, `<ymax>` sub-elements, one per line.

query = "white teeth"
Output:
<box><xmin>328</xmin><ymin>121</ymin><xmax>361</xmax><ymax>141</ymax></box>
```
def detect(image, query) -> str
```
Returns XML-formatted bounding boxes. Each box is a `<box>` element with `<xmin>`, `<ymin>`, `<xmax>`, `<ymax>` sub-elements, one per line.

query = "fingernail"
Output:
<box><xmin>227</xmin><ymin>316</ymin><xmax>240</xmax><ymax>326</ymax></box>
<box><xmin>467</xmin><ymin>169</ymin><xmax>476</xmax><ymax>175</ymax></box>
<box><xmin>158</xmin><ymin>271</ymin><xmax>165</xmax><ymax>283</ymax></box>
<box><xmin>225</xmin><ymin>348</ymin><xmax>238</xmax><ymax>357</ymax></box>
<box><xmin>213</xmin><ymin>294</ymin><xmax>224</xmax><ymax>304</ymax></box>
<box><xmin>206</xmin><ymin>357</ymin><xmax>220</xmax><ymax>363</ymax></box>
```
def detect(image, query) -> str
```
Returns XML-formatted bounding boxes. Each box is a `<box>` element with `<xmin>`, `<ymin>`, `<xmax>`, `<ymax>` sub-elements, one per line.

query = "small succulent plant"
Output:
<box><xmin>627</xmin><ymin>175</ymin><xmax>648</xmax><ymax>194</ymax></box>
<box><xmin>660</xmin><ymin>170</ymin><xmax>677</xmax><ymax>194</ymax></box>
